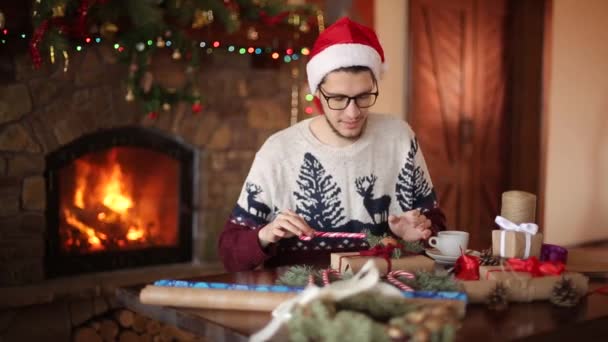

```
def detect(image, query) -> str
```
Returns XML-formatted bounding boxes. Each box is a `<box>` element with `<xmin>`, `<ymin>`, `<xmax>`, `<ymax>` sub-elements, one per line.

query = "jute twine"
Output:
<box><xmin>500</xmin><ymin>191</ymin><xmax>536</xmax><ymax>224</ymax></box>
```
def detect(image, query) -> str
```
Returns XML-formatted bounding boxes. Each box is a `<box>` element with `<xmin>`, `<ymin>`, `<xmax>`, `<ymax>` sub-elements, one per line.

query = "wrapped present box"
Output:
<box><xmin>461</xmin><ymin>266</ymin><xmax>589</xmax><ymax>303</ymax></box>
<box><xmin>330</xmin><ymin>252</ymin><xmax>435</xmax><ymax>275</ymax></box>
<box><xmin>492</xmin><ymin>229</ymin><xmax>543</xmax><ymax>259</ymax></box>
<box><xmin>479</xmin><ymin>265</ymin><xmax>531</xmax><ymax>281</ymax></box>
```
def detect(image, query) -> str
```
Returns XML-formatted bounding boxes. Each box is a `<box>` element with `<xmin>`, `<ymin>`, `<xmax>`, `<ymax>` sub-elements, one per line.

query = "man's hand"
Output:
<box><xmin>258</xmin><ymin>209</ymin><xmax>315</xmax><ymax>248</ymax></box>
<box><xmin>388</xmin><ymin>209</ymin><xmax>432</xmax><ymax>242</ymax></box>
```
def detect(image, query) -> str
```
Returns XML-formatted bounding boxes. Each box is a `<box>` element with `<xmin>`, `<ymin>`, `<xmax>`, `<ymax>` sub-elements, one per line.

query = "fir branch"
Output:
<box><xmin>402</xmin><ymin>270</ymin><xmax>461</xmax><ymax>292</ymax></box>
<box><xmin>364</xmin><ymin>230</ymin><xmax>425</xmax><ymax>258</ymax></box>
<box><xmin>276</xmin><ymin>265</ymin><xmax>317</xmax><ymax>287</ymax></box>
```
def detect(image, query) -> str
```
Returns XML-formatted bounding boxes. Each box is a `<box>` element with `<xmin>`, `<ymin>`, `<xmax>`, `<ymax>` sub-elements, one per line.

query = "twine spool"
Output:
<box><xmin>500</xmin><ymin>191</ymin><xmax>537</xmax><ymax>224</ymax></box>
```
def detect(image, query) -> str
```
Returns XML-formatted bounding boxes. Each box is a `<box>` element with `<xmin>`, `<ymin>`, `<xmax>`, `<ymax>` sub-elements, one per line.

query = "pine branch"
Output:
<box><xmin>276</xmin><ymin>265</ymin><xmax>317</xmax><ymax>287</ymax></box>
<box><xmin>402</xmin><ymin>270</ymin><xmax>461</xmax><ymax>292</ymax></box>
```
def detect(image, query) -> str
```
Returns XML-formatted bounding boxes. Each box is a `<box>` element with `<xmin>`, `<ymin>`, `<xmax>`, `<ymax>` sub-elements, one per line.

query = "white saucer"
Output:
<box><xmin>425</xmin><ymin>248</ymin><xmax>459</xmax><ymax>265</ymax></box>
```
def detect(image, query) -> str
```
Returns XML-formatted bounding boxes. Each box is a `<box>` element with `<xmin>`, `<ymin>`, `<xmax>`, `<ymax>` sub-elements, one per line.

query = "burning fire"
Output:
<box><xmin>62</xmin><ymin>150</ymin><xmax>148</xmax><ymax>252</ymax></box>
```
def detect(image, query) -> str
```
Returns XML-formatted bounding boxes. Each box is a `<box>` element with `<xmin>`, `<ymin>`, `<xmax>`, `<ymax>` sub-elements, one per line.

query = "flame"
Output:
<box><xmin>102</xmin><ymin>164</ymin><xmax>133</xmax><ymax>214</ymax></box>
<box><xmin>62</xmin><ymin>150</ymin><xmax>150</xmax><ymax>252</ymax></box>
<box><xmin>64</xmin><ymin>209</ymin><xmax>106</xmax><ymax>250</ymax></box>
<box><xmin>74</xmin><ymin>188</ymin><xmax>85</xmax><ymax>209</ymax></box>
<box><xmin>126</xmin><ymin>226</ymin><xmax>145</xmax><ymax>241</ymax></box>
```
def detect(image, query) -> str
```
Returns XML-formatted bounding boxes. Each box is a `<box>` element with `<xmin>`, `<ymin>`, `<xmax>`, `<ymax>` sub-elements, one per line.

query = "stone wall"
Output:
<box><xmin>0</xmin><ymin>44</ymin><xmax>303</xmax><ymax>286</ymax></box>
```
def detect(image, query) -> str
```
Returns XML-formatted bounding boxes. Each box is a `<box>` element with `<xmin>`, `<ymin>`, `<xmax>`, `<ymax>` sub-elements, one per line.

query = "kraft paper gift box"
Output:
<box><xmin>463</xmin><ymin>266</ymin><xmax>589</xmax><ymax>303</ymax></box>
<box><xmin>330</xmin><ymin>252</ymin><xmax>435</xmax><ymax>275</ymax></box>
<box><xmin>492</xmin><ymin>230</ymin><xmax>543</xmax><ymax>259</ymax></box>
<box><xmin>492</xmin><ymin>215</ymin><xmax>543</xmax><ymax>259</ymax></box>
<box><xmin>479</xmin><ymin>265</ymin><xmax>532</xmax><ymax>281</ymax></box>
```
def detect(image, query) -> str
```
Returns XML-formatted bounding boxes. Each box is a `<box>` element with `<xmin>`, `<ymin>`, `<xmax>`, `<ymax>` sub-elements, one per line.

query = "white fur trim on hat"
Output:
<box><xmin>306</xmin><ymin>43</ymin><xmax>383</xmax><ymax>93</ymax></box>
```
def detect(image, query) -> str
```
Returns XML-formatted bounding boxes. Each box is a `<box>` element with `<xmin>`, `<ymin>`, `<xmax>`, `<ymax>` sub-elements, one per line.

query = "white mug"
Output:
<box><xmin>428</xmin><ymin>231</ymin><xmax>469</xmax><ymax>257</ymax></box>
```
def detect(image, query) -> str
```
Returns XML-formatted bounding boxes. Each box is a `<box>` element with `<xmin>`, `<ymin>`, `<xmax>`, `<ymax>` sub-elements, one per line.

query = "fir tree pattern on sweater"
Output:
<box><xmin>395</xmin><ymin>137</ymin><xmax>435</xmax><ymax>211</ymax></box>
<box><xmin>293</xmin><ymin>153</ymin><xmax>345</xmax><ymax>230</ymax></box>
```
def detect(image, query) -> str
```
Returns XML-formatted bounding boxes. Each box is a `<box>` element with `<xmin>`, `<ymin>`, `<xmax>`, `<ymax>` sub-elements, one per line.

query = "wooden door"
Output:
<box><xmin>408</xmin><ymin>0</ymin><xmax>508</xmax><ymax>249</ymax></box>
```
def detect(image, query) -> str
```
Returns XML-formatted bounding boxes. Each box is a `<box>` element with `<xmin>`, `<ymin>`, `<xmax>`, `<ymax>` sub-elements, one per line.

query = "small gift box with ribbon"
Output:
<box><xmin>492</xmin><ymin>215</ymin><xmax>543</xmax><ymax>259</ymax></box>
<box><xmin>330</xmin><ymin>247</ymin><xmax>435</xmax><ymax>275</ymax></box>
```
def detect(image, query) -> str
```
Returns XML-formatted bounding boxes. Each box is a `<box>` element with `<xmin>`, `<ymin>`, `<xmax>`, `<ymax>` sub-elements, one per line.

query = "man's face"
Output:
<box><xmin>316</xmin><ymin>70</ymin><xmax>377</xmax><ymax>141</ymax></box>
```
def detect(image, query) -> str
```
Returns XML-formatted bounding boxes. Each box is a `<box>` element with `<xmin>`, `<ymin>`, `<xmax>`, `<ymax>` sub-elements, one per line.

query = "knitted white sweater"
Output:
<box><xmin>231</xmin><ymin>114</ymin><xmax>437</xmax><ymax>240</ymax></box>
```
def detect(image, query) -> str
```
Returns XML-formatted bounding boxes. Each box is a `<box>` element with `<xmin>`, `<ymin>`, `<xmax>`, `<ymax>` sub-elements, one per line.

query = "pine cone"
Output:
<box><xmin>550</xmin><ymin>277</ymin><xmax>581</xmax><ymax>307</ymax></box>
<box><xmin>486</xmin><ymin>283</ymin><xmax>509</xmax><ymax>311</ymax></box>
<box><xmin>479</xmin><ymin>248</ymin><xmax>501</xmax><ymax>266</ymax></box>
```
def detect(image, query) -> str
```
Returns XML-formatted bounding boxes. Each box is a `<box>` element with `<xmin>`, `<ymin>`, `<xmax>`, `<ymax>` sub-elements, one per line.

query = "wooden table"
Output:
<box><xmin>116</xmin><ymin>270</ymin><xmax>608</xmax><ymax>342</ymax></box>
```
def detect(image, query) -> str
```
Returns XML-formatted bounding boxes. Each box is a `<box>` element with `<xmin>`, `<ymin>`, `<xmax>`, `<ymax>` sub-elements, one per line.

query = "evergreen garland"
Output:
<box><xmin>29</xmin><ymin>0</ymin><xmax>319</xmax><ymax>115</ymax></box>
<box><xmin>287</xmin><ymin>291</ymin><xmax>460</xmax><ymax>342</ymax></box>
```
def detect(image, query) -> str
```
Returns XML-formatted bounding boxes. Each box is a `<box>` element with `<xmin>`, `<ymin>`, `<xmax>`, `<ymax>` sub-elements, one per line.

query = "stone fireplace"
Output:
<box><xmin>45</xmin><ymin>126</ymin><xmax>195</xmax><ymax>277</ymax></box>
<box><xmin>0</xmin><ymin>43</ymin><xmax>302</xmax><ymax>339</ymax></box>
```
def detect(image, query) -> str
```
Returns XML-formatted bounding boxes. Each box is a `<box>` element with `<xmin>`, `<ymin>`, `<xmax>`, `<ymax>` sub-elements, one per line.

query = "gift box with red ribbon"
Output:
<box><xmin>460</xmin><ymin>257</ymin><xmax>589</xmax><ymax>303</ymax></box>
<box><xmin>330</xmin><ymin>246</ymin><xmax>435</xmax><ymax>275</ymax></box>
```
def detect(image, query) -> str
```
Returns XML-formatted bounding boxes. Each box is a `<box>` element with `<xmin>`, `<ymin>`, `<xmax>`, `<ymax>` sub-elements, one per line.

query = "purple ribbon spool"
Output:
<box><xmin>540</xmin><ymin>243</ymin><xmax>568</xmax><ymax>263</ymax></box>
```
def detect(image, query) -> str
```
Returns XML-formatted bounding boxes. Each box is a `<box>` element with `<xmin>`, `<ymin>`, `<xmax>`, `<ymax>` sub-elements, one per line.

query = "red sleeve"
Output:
<box><xmin>218</xmin><ymin>220</ymin><xmax>276</xmax><ymax>272</ymax></box>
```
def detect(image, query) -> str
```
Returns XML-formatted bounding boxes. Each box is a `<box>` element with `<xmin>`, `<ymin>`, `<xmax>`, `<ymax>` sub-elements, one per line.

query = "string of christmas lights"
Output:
<box><xmin>17</xmin><ymin>0</ymin><xmax>322</xmax><ymax>118</ymax></box>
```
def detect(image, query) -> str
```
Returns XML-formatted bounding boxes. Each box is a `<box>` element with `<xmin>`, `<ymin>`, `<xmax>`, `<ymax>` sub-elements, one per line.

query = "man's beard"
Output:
<box><xmin>324</xmin><ymin>116</ymin><xmax>366</xmax><ymax>141</ymax></box>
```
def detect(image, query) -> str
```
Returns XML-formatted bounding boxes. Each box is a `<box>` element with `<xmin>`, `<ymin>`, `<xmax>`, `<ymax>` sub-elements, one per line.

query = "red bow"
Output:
<box><xmin>506</xmin><ymin>257</ymin><xmax>565</xmax><ymax>277</ymax></box>
<box><xmin>359</xmin><ymin>244</ymin><xmax>400</xmax><ymax>272</ymax></box>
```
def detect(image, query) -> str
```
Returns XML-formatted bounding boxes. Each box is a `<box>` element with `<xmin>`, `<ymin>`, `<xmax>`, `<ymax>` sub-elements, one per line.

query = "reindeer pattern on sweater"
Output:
<box><xmin>229</xmin><ymin>114</ymin><xmax>437</xmax><ymax>251</ymax></box>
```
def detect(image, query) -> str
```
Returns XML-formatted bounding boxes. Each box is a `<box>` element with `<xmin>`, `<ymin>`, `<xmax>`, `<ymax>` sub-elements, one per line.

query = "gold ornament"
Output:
<box><xmin>172</xmin><ymin>49</ymin><xmax>182</xmax><ymax>60</ymax></box>
<box><xmin>299</xmin><ymin>21</ymin><xmax>310</xmax><ymax>33</ymax></box>
<box><xmin>156</xmin><ymin>36</ymin><xmax>165</xmax><ymax>48</ymax></box>
<box><xmin>192</xmin><ymin>9</ymin><xmax>214</xmax><ymax>29</ymax></box>
<box><xmin>100</xmin><ymin>22</ymin><xmax>118</xmax><ymax>39</ymax></box>
<box><xmin>247</xmin><ymin>26</ymin><xmax>259</xmax><ymax>40</ymax></box>
<box><xmin>288</xmin><ymin>13</ymin><xmax>301</xmax><ymax>26</ymax></box>
<box><xmin>125</xmin><ymin>88</ymin><xmax>135</xmax><ymax>102</ymax></box>
<box><xmin>52</xmin><ymin>3</ymin><xmax>66</xmax><ymax>18</ymax></box>
<box><xmin>49</xmin><ymin>46</ymin><xmax>56</xmax><ymax>64</ymax></box>
<box><xmin>0</xmin><ymin>11</ymin><xmax>5</xmax><ymax>29</ymax></box>
<box><xmin>62</xmin><ymin>50</ymin><xmax>69</xmax><ymax>72</ymax></box>
<box><xmin>316</xmin><ymin>10</ymin><xmax>325</xmax><ymax>32</ymax></box>
<box><xmin>162</xmin><ymin>103</ymin><xmax>171</xmax><ymax>111</ymax></box>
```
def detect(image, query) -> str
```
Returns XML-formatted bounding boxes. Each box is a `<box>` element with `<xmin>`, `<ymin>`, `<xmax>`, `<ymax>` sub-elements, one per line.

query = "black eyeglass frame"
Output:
<box><xmin>317</xmin><ymin>86</ymin><xmax>380</xmax><ymax>110</ymax></box>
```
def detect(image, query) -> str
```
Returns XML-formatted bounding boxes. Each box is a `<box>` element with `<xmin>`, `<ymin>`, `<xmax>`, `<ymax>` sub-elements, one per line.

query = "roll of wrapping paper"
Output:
<box><xmin>140</xmin><ymin>285</ymin><xmax>300</xmax><ymax>312</ymax></box>
<box><xmin>139</xmin><ymin>280</ymin><xmax>468</xmax><ymax>315</ymax></box>
<box><xmin>501</xmin><ymin>191</ymin><xmax>537</xmax><ymax>224</ymax></box>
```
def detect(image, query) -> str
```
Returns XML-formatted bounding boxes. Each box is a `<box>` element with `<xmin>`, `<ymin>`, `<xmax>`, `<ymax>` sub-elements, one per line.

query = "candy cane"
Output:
<box><xmin>299</xmin><ymin>231</ymin><xmax>367</xmax><ymax>241</ymax></box>
<box><xmin>308</xmin><ymin>274</ymin><xmax>316</xmax><ymax>287</ymax></box>
<box><xmin>321</xmin><ymin>269</ymin><xmax>341</xmax><ymax>286</ymax></box>
<box><xmin>386</xmin><ymin>270</ymin><xmax>415</xmax><ymax>292</ymax></box>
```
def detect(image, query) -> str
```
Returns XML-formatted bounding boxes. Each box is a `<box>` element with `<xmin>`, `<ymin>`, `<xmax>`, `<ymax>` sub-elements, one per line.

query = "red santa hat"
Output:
<box><xmin>306</xmin><ymin>17</ymin><xmax>385</xmax><ymax>94</ymax></box>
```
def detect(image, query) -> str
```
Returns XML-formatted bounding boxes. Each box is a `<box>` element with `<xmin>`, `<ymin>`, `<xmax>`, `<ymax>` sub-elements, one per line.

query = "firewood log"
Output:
<box><xmin>132</xmin><ymin>313</ymin><xmax>148</xmax><ymax>333</ymax></box>
<box><xmin>118</xmin><ymin>330</ymin><xmax>140</xmax><ymax>342</ymax></box>
<box><xmin>99</xmin><ymin>319</ymin><xmax>119</xmax><ymax>341</ymax></box>
<box><xmin>73</xmin><ymin>327</ymin><xmax>102</xmax><ymax>342</ymax></box>
<box><xmin>145</xmin><ymin>320</ymin><xmax>161</xmax><ymax>335</ymax></box>
<box><xmin>115</xmin><ymin>309</ymin><xmax>135</xmax><ymax>328</ymax></box>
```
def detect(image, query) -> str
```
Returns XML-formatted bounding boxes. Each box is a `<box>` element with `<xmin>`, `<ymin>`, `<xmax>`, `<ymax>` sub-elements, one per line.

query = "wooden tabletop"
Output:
<box><xmin>116</xmin><ymin>270</ymin><xmax>608</xmax><ymax>342</ymax></box>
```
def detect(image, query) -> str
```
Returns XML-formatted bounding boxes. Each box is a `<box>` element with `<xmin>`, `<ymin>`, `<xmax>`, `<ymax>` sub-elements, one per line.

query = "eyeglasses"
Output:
<box><xmin>318</xmin><ymin>87</ymin><xmax>379</xmax><ymax>110</ymax></box>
